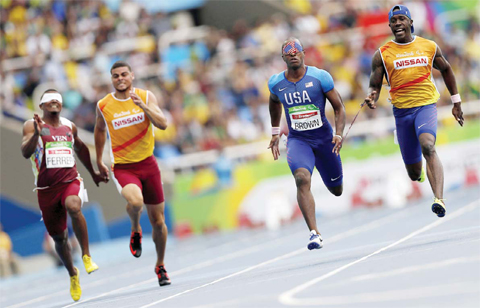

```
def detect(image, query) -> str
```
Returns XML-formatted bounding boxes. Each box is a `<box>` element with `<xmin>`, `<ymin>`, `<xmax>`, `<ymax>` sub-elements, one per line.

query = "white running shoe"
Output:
<box><xmin>307</xmin><ymin>230</ymin><xmax>323</xmax><ymax>250</ymax></box>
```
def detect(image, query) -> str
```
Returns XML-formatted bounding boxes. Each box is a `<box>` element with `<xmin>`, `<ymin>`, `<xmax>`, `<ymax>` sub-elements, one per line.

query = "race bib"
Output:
<box><xmin>45</xmin><ymin>141</ymin><xmax>75</xmax><ymax>169</ymax></box>
<box><xmin>289</xmin><ymin>105</ymin><xmax>322</xmax><ymax>131</ymax></box>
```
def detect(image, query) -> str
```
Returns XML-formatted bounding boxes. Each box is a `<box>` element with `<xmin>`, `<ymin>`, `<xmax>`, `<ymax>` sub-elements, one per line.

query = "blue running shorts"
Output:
<box><xmin>393</xmin><ymin>103</ymin><xmax>438</xmax><ymax>165</ymax></box>
<box><xmin>286</xmin><ymin>136</ymin><xmax>343</xmax><ymax>188</ymax></box>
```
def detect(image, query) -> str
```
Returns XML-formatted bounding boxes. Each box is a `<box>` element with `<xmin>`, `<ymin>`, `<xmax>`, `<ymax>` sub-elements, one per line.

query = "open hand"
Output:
<box><xmin>33</xmin><ymin>114</ymin><xmax>44</xmax><ymax>134</ymax></box>
<box><xmin>268</xmin><ymin>135</ymin><xmax>280</xmax><ymax>160</ymax></box>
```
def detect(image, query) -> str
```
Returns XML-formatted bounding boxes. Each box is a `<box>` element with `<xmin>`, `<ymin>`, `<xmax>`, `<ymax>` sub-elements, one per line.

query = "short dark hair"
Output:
<box><xmin>41</xmin><ymin>89</ymin><xmax>59</xmax><ymax>99</ymax></box>
<box><xmin>110</xmin><ymin>61</ymin><xmax>131</xmax><ymax>74</ymax></box>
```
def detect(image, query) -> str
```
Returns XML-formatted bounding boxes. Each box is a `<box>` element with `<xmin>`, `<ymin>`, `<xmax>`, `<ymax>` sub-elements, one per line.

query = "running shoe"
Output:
<box><xmin>70</xmin><ymin>267</ymin><xmax>81</xmax><ymax>301</ymax></box>
<box><xmin>418</xmin><ymin>168</ymin><xmax>426</xmax><ymax>183</ymax></box>
<box><xmin>307</xmin><ymin>230</ymin><xmax>323</xmax><ymax>250</ymax></box>
<box><xmin>130</xmin><ymin>231</ymin><xmax>142</xmax><ymax>258</ymax></box>
<box><xmin>155</xmin><ymin>265</ymin><xmax>171</xmax><ymax>286</ymax></box>
<box><xmin>432</xmin><ymin>198</ymin><xmax>446</xmax><ymax>218</ymax></box>
<box><xmin>82</xmin><ymin>255</ymin><xmax>99</xmax><ymax>274</ymax></box>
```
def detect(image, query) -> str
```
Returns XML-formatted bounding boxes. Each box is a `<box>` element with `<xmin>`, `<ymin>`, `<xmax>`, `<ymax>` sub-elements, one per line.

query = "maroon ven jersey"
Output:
<box><xmin>30</xmin><ymin>117</ymin><xmax>79</xmax><ymax>189</ymax></box>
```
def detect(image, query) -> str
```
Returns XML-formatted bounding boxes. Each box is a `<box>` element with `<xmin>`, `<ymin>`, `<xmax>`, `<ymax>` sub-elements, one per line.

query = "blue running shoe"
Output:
<box><xmin>432</xmin><ymin>198</ymin><xmax>446</xmax><ymax>218</ymax></box>
<box><xmin>307</xmin><ymin>230</ymin><xmax>323</xmax><ymax>250</ymax></box>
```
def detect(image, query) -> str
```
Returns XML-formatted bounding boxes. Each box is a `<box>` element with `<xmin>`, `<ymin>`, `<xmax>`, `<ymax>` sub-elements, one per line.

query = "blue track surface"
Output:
<box><xmin>2</xmin><ymin>186</ymin><xmax>479</xmax><ymax>308</ymax></box>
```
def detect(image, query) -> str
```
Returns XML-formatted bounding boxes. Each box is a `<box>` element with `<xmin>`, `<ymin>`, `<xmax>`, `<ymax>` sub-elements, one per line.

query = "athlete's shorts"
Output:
<box><xmin>394</xmin><ymin>103</ymin><xmax>437</xmax><ymax>165</ymax></box>
<box><xmin>112</xmin><ymin>155</ymin><xmax>165</xmax><ymax>204</ymax></box>
<box><xmin>37</xmin><ymin>179</ymin><xmax>86</xmax><ymax>236</ymax></box>
<box><xmin>286</xmin><ymin>136</ymin><xmax>343</xmax><ymax>188</ymax></box>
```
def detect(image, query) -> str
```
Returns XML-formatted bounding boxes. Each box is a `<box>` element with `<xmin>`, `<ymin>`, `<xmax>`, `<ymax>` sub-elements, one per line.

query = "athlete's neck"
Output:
<box><xmin>286</xmin><ymin>65</ymin><xmax>307</xmax><ymax>83</ymax></box>
<box><xmin>42</xmin><ymin>113</ymin><xmax>61</xmax><ymax>127</ymax></box>
<box><xmin>394</xmin><ymin>34</ymin><xmax>414</xmax><ymax>44</ymax></box>
<box><xmin>114</xmin><ymin>87</ymin><xmax>133</xmax><ymax>100</ymax></box>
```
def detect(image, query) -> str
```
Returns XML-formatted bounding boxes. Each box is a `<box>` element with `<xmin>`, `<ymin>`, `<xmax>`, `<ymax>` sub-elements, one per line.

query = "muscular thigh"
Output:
<box><xmin>395</xmin><ymin>110</ymin><xmax>422</xmax><ymax>165</ymax></box>
<box><xmin>313</xmin><ymin>142</ymin><xmax>343</xmax><ymax>188</ymax></box>
<box><xmin>38</xmin><ymin>185</ymin><xmax>67</xmax><ymax>236</ymax></box>
<box><xmin>286</xmin><ymin>137</ymin><xmax>315</xmax><ymax>175</ymax></box>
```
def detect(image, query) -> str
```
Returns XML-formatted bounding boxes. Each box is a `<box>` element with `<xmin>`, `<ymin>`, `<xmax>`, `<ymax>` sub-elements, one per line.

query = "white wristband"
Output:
<box><xmin>335</xmin><ymin>135</ymin><xmax>342</xmax><ymax>141</ymax></box>
<box><xmin>272</xmin><ymin>127</ymin><xmax>280</xmax><ymax>135</ymax></box>
<box><xmin>451</xmin><ymin>94</ymin><xmax>461</xmax><ymax>104</ymax></box>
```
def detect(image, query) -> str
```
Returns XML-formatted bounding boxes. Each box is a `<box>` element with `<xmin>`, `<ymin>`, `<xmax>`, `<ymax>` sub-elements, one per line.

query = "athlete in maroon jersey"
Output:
<box><xmin>21</xmin><ymin>89</ymin><xmax>107</xmax><ymax>301</ymax></box>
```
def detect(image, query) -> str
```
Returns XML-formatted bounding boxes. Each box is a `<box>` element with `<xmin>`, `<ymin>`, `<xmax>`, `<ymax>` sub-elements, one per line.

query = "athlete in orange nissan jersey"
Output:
<box><xmin>94</xmin><ymin>61</ymin><xmax>171</xmax><ymax>287</ymax></box>
<box><xmin>364</xmin><ymin>5</ymin><xmax>464</xmax><ymax>218</ymax></box>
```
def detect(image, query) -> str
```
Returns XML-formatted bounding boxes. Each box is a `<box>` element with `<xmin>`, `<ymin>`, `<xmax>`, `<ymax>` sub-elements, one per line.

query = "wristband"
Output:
<box><xmin>335</xmin><ymin>135</ymin><xmax>343</xmax><ymax>141</ymax></box>
<box><xmin>451</xmin><ymin>94</ymin><xmax>461</xmax><ymax>104</ymax></box>
<box><xmin>272</xmin><ymin>127</ymin><xmax>280</xmax><ymax>135</ymax></box>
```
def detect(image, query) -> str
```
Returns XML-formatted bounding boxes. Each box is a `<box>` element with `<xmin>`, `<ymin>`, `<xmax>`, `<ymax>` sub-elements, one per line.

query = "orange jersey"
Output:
<box><xmin>379</xmin><ymin>36</ymin><xmax>440</xmax><ymax>108</ymax></box>
<box><xmin>98</xmin><ymin>88</ymin><xmax>154</xmax><ymax>164</ymax></box>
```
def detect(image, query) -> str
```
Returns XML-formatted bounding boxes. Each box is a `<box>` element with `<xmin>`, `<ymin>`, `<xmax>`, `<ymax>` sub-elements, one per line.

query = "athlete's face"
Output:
<box><xmin>40</xmin><ymin>98</ymin><xmax>62</xmax><ymax>115</ymax></box>
<box><xmin>389</xmin><ymin>14</ymin><xmax>413</xmax><ymax>42</ymax></box>
<box><xmin>282</xmin><ymin>41</ymin><xmax>305</xmax><ymax>70</ymax></box>
<box><xmin>111</xmin><ymin>66</ymin><xmax>134</xmax><ymax>92</ymax></box>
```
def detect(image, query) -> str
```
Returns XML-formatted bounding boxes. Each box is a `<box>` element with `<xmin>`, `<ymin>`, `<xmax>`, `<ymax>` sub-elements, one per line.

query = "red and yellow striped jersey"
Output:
<box><xmin>379</xmin><ymin>36</ymin><xmax>440</xmax><ymax>108</ymax></box>
<box><xmin>97</xmin><ymin>88</ymin><xmax>154</xmax><ymax>164</ymax></box>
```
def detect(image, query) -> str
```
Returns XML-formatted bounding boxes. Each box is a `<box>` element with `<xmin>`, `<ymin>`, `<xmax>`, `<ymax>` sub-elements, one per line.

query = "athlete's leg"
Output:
<box><xmin>294</xmin><ymin>168</ymin><xmax>319</xmax><ymax>234</ymax></box>
<box><xmin>287</xmin><ymin>137</ymin><xmax>318</xmax><ymax>233</ymax></box>
<box><xmin>414</xmin><ymin>104</ymin><xmax>442</xmax><ymax>199</ymax></box>
<box><xmin>146</xmin><ymin>202</ymin><xmax>167</xmax><ymax>266</ymax></box>
<box><xmin>122</xmin><ymin>184</ymin><xmax>145</xmax><ymax>233</ymax></box>
<box><xmin>394</xmin><ymin>108</ymin><xmax>423</xmax><ymax>180</ymax></box>
<box><xmin>51</xmin><ymin>229</ymin><xmax>77</xmax><ymax>277</ymax></box>
<box><xmin>313</xmin><ymin>139</ymin><xmax>343</xmax><ymax>197</ymax></box>
<box><xmin>65</xmin><ymin>195</ymin><xmax>90</xmax><ymax>257</ymax></box>
<box><xmin>419</xmin><ymin>133</ymin><xmax>443</xmax><ymax>199</ymax></box>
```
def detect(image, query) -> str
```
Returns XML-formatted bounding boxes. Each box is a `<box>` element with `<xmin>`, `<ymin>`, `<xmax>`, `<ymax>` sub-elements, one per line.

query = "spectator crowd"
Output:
<box><xmin>1</xmin><ymin>0</ymin><xmax>479</xmax><ymax>160</ymax></box>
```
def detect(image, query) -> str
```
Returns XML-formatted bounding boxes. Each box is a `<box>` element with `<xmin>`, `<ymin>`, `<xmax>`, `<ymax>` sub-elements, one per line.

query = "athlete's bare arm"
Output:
<box><xmin>21</xmin><ymin>114</ymin><xmax>43</xmax><ymax>158</ymax></box>
<box><xmin>268</xmin><ymin>93</ymin><xmax>282</xmax><ymax>160</ymax></box>
<box><xmin>325</xmin><ymin>88</ymin><xmax>346</xmax><ymax>155</ymax></box>
<box><xmin>94</xmin><ymin>106</ymin><xmax>109</xmax><ymax>180</ymax></box>
<box><xmin>364</xmin><ymin>50</ymin><xmax>385</xmax><ymax>109</ymax></box>
<box><xmin>72</xmin><ymin>123</ymin><xmax>106</xmax><ymax>186</ymax></box>
<box><xmin>131</xmin><ymin>90</ymin><xmax>167</xmax><ymax>130</ymax></box>
<box><xmin>433</xmin><ymin>45</ymin><xmax>464</xmax><ymax>126</ymax></box>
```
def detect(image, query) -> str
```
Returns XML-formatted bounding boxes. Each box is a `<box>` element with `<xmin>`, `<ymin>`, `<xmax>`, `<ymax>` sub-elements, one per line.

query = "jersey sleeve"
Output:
<box><xmin>268</xmin><ymin>75</ymin><xmax>276</xmax><ymax>94</ymax></box>
<box><xmin>319</xmin><ymin>70</ymin><xmax>334</xmax><ymax>93</ymax></box>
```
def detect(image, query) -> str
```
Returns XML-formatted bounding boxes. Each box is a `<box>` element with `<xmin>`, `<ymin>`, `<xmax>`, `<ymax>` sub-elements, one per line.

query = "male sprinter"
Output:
<box><xmin>268</xmin><ymin>37</ymin><xmax>346</xmax><ymax>250</ymax></box>
<box><xmin>364</xmin><ymin>5</ymin><xmax>464</xmax><ymax>218</ymax></box>
<box><xmin>94</xmin><ymin>61</ymin><xmax>171</xmax><ymax>286</ymax></box>
<box><xmin>21</xmin><ymin>89</ymin><xmax>106</xmax><ymax>301</ymax></box>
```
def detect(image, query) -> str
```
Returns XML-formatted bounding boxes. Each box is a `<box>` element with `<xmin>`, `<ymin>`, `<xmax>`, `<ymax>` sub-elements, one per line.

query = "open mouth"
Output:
<box><xmin>395</xmin><ymin>28</ymin><xmax>405</xmax><ymax>35</ymax></box>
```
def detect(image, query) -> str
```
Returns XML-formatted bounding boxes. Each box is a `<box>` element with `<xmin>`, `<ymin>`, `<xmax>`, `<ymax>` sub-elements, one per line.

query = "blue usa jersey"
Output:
<box><xmin>268</xmin><ymin>66</ymin><xmax>334</xmax><ymax>140</ymax></box>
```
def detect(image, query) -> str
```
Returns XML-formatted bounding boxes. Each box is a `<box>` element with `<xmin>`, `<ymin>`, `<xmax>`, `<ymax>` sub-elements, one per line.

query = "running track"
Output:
<box><xmin>2</xmin><ymin>186</ymin><xmax>479</xmax><ymax>308</ymax></box>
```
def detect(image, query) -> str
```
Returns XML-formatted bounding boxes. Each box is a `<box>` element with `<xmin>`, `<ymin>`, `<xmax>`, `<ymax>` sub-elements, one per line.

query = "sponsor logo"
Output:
<box><xmin>114</xmin><ymin>110</ymin><xmax>131</xmax><ymax>118</ymax></box>
<box><xmin>292</xmin><ymin>111</ymin><xmax>317</xmax><ymax>120</ymax></box>
<box><xmin>112</xmin><ymin>113</ymin><xmax>145</xmax><ymax>130</ymax></box>
<box><xmin>284</xmin><ymin>90</ymin><xmax>312</xmax><ymax>105</ymax></box>
<box><xmin>331</xmin><ymin>175</ymin><xmax>342</xmax><ymax>181</ymax></box>
<box><xmin>279</xmin><ymin>87</ymin><xmax>288</xmax><ymax>92</ymax></box>
<box><xmin>395</xmin><ymin>51</ymin><xmax>414</xmax><ymax>58</ymax></box>
<box><xmin>305</xmin><ymin>82</ymin><xmax>313</xmax><ymax>88</ymax></box>
<box><xmin>132</xmin><ymin>108</ymin><xmax>141</xmax><ymax>113</ymax></box>
<box><xmin>418</xmin><ymin>123</ymin><xmax>427</xmax><ymax>129</ymax></box>
<box><xmin>393</xmin><ymin>56</ymin><xmax>428</xmax><ymax>70</ymax></box>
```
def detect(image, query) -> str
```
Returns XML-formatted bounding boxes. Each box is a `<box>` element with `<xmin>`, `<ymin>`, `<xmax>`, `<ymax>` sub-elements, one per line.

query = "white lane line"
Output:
<box><xmin>136</xmin><ymin>209</ymin><xmax>407</xmax><ymax>308</ymax></box>
<box><xmin>279</xmin><ymin>200</ymin><xmax>479</xmax><ymax>306</ymax></box>
<box><xmin>286</xmin><ymin>282</ymin><xmax>478</xmax><ymax>306</ymax></box>
<box><xmin>60</xmin><ymin>235</ymin><xmax>296</xmax><ymax>308</ymax></box>
<box><xmin>351</xmin><ymin>256</ymin><xmax>480</xmax><ymax>282</ymax></box>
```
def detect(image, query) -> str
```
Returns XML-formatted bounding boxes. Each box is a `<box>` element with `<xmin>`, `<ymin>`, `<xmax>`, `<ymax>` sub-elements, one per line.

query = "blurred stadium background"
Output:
<box><xmin>1</xmin><ymin>0</ymin><xmax>479</xmax><ymax>277</ymax></box>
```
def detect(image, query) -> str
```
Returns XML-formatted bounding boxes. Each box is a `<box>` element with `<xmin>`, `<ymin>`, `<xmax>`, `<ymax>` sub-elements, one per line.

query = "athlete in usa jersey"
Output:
<box><xmin>364</xmin><ymin>5</ymin><xmax>464</xmax><ymax>218</ymax></box>
<box><xmin>268</xmin><ymin>37</ymin><xmax>346</xmax><ymax>250</ymax></box>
